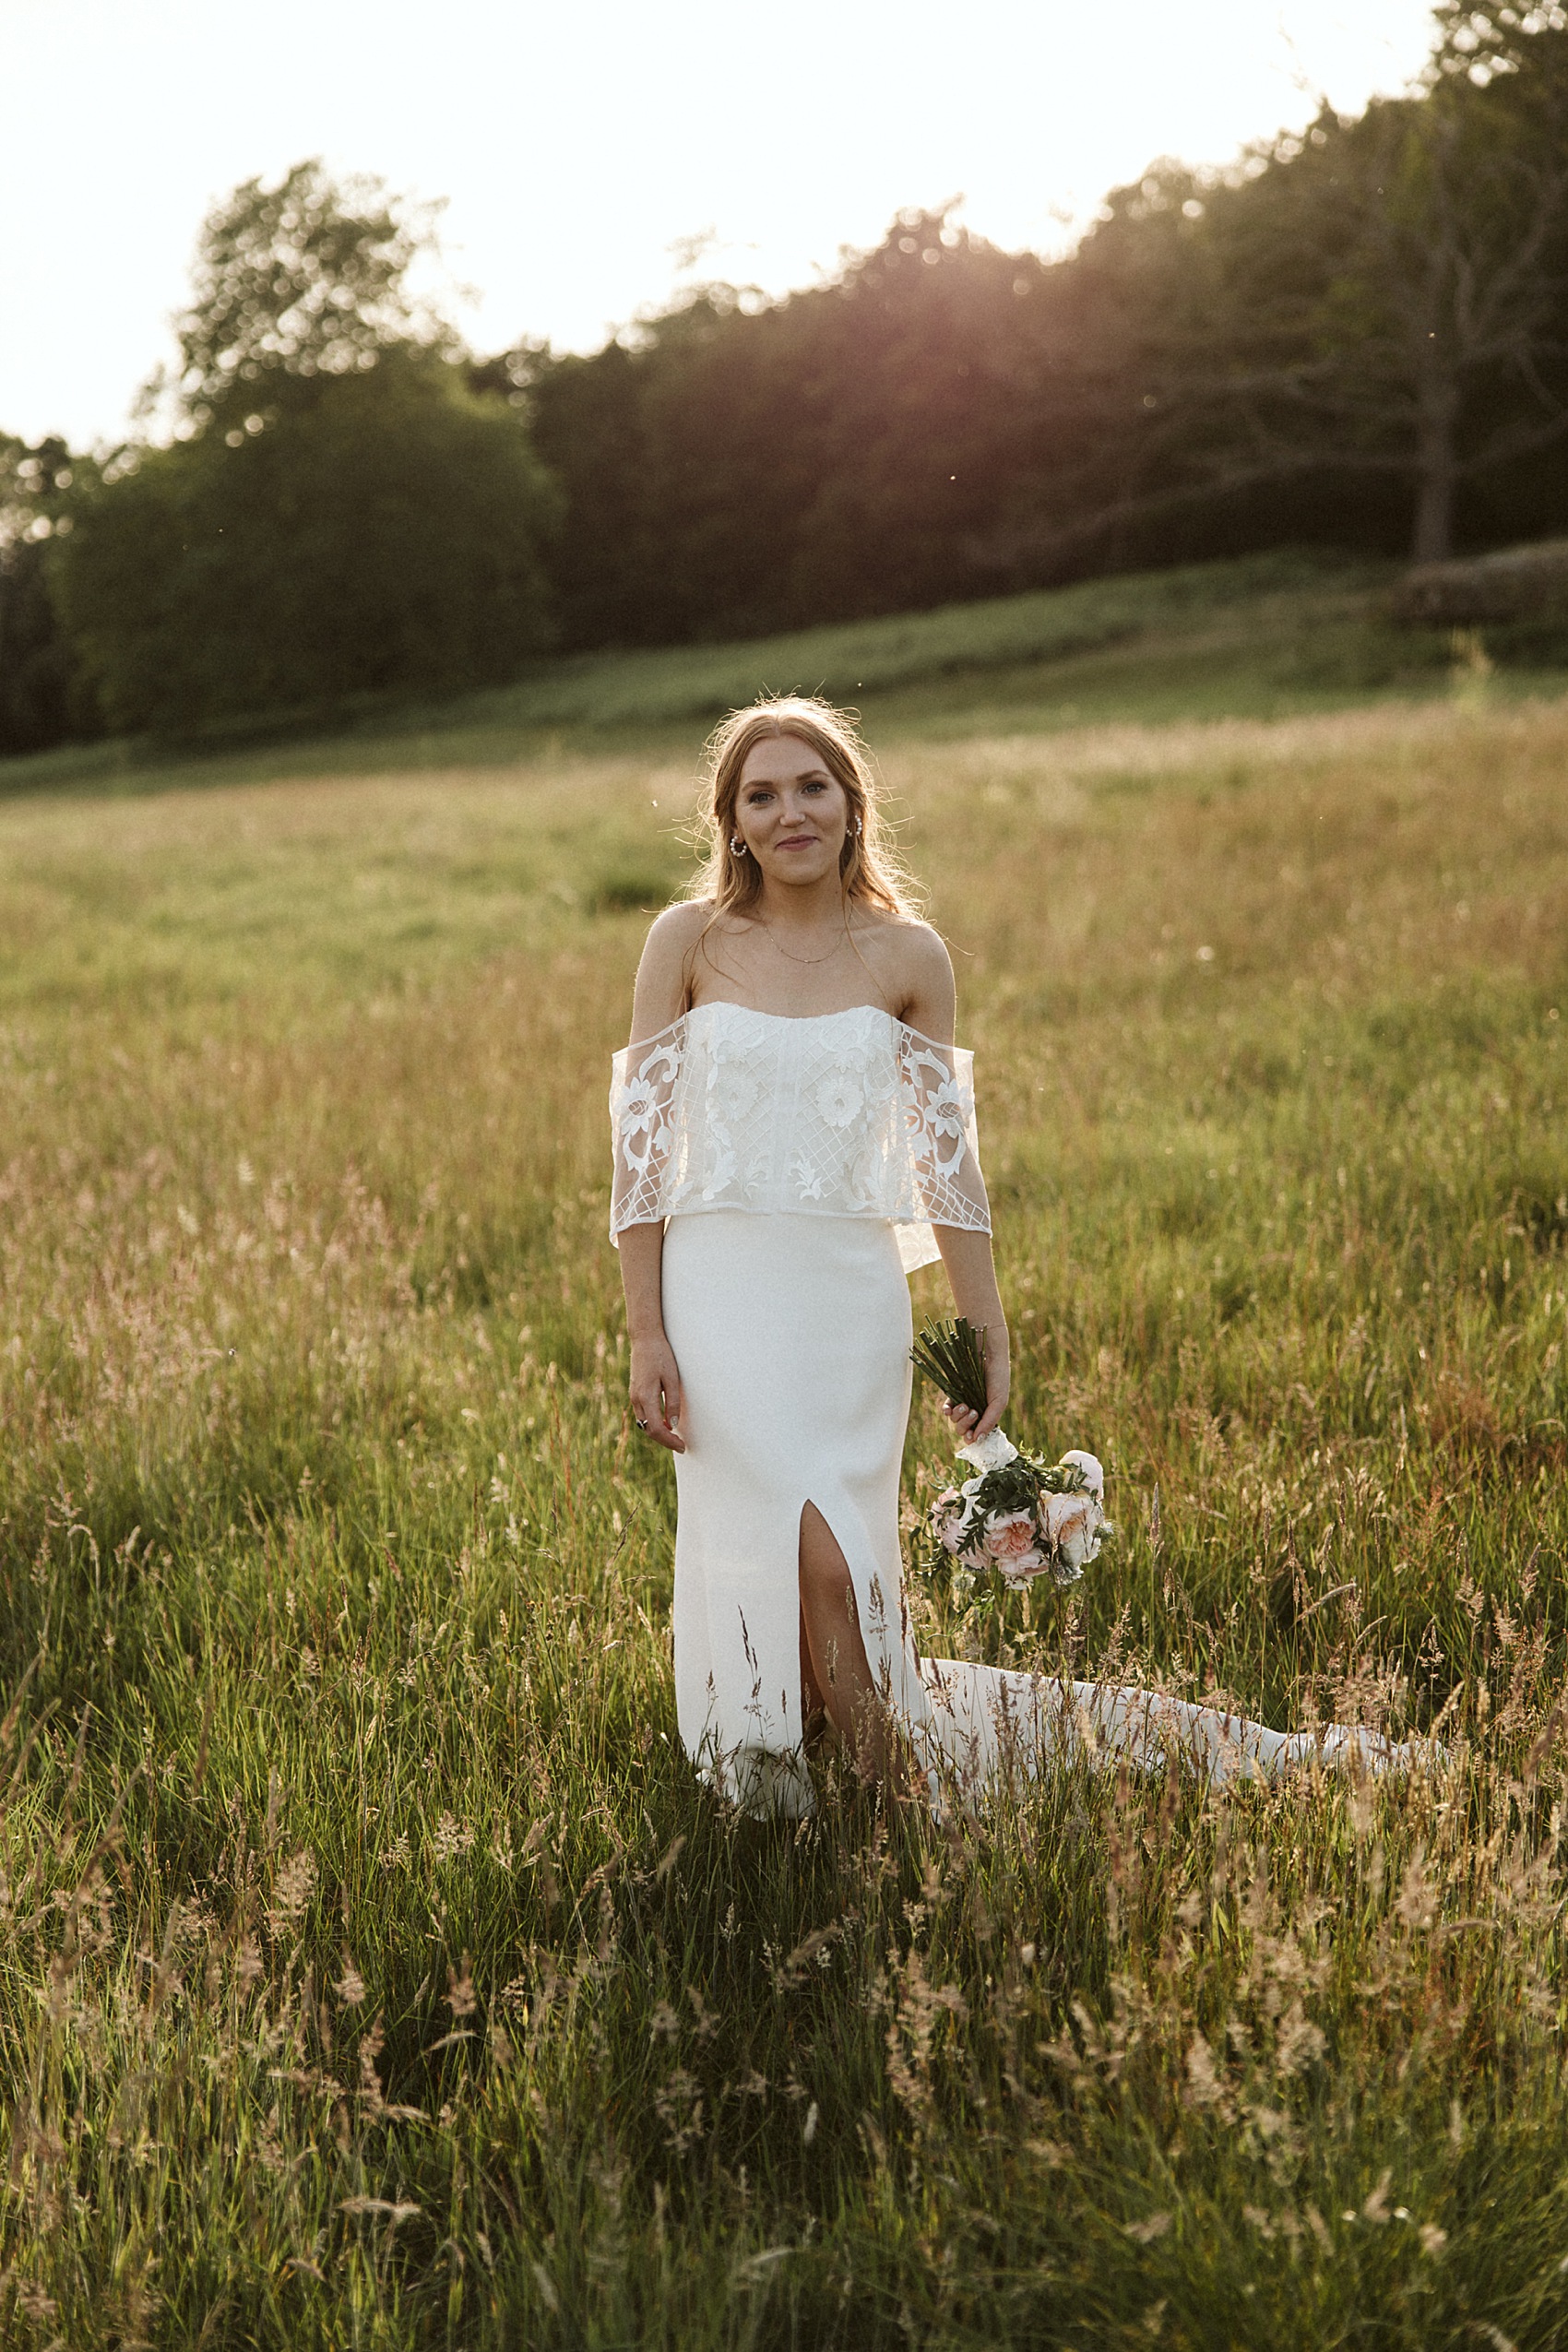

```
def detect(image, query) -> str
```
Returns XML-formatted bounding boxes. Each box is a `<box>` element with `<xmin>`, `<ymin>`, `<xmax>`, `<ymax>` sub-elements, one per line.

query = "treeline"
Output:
<box><xmin>4</xmin><ymin>0</ymin><xmax>1567</xmax><ymax>754</ymax></box>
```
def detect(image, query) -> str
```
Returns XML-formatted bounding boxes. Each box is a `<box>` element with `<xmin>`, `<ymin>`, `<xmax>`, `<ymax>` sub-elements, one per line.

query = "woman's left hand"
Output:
<box><xmin>942</xmin><ymin>1324</ymin><xmax>1010</xmax><ymax>1443</ymax></box>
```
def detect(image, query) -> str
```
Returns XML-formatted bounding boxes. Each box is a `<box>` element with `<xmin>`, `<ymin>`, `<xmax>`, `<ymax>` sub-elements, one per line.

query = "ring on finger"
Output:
<box><xmin>636</xmin><ymin>1417</ymin><xmax>647</xmax><ymax>1430</ymax></box>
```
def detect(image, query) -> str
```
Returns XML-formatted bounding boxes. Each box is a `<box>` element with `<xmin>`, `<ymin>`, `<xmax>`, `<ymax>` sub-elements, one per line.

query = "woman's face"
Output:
<box><xmin>732</xmin><ymin>735</ymin><xmax>850</xmax><ymax>890</ymax></box>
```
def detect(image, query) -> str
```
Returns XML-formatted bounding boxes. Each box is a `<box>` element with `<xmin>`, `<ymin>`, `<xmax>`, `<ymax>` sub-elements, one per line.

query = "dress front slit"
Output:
<box><xmin>660</xmin><ymin>1207</ymin><xmax>932</xmax><ymax>1812</ymax></box>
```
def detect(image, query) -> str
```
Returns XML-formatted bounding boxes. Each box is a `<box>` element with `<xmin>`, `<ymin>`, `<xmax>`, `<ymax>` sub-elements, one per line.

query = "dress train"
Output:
<box><xmin>609</xmin><ymin>1005</ymin><xmax>1423</xmax><ymax>1821</ymax></box>
<box><xmin>918</xmin><ymin>1657</ymin><xmax>1417</xmax><ymax>1805</ymax></box>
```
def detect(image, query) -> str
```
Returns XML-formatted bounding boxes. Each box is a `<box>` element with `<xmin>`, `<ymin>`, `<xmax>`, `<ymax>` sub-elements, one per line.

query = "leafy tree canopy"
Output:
<box><xmin>150</xmin><ymin>158</ymin><xmax>455</xmax><ymax>433</ymax></box>
<box><xmin>56</xmin><ymin>352</ymin><xmax>556</xmax><ymax>735</ymax></box>
<box><xmin>0</xmin><ymin>436</ymin><xmax>97</xmax><ymax>754</ymax></box>
<box><xmin>505</xmin><ymin>0</ymin><xmax>1568</xmax><ymax>650</ymax></box>
<box><xmin>1101</xmin><ymin>2</ymin><xmax>1568</xmax><ymax>564</ymax></box>
<box><xmin>53</xmin><ymin>163</ymin><xmax>556</xmax><ymax>736</ymax></box>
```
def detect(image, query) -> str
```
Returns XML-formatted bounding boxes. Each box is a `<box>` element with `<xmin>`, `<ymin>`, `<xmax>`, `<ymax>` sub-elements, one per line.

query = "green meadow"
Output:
<box><xmin>3</xmin><ymin>582</ymin><xmax>1568</xmax><ymax>2347</ymax></box>
<box><xmin>0</xmin><ymin>548</ymin><xmax>1483</xmax><ymax>802</ymax></box>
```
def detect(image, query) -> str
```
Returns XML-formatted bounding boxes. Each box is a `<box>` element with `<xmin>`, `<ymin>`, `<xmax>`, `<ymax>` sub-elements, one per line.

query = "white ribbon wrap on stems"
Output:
<box><xmin>955</xmin><ymin>1428</ymin><xmax>1019</xmax><ymax>1474</ymax></box>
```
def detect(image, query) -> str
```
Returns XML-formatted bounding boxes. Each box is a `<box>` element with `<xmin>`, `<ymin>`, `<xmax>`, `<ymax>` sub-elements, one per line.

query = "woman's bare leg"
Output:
<box><xmin>800</xmin><ymin>1611</ymin><xmax>830</xmax><ymax>1751</ymax></box>
<box><xmin>798</xmin><ymin>1503</ymin><xmax>899</xmax><ymax>1781</ymax></box>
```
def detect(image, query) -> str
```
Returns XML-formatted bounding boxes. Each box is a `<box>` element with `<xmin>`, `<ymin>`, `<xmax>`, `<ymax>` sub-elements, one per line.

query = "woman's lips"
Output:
<box><xmin>777</xmin><ymin>834</ymin><xmax>819</xmax><ymax>850</ymax></box>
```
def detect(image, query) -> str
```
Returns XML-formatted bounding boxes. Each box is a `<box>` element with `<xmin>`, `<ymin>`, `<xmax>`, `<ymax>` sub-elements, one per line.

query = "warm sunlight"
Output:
<box><xmin>5</xmin><ymin>0</ymin><xmax>1439</xmax><ymax>445</ymax></box>
<box><xmin>7</xmin><ymin>5</ymin><xmax>1568</xmax><ymax>2336</ymax></box>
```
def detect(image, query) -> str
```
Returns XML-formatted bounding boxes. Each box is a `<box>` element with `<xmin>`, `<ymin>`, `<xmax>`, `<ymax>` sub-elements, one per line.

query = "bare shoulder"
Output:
<box><xmin>643</xmin><ymin>898</ymin><xmax>711</xmax><ymax>957</ymax></box>
<box><xmin>856</xmin><ymin>912</ymin><xmax>956</xmax><ymax>1035</ymax></box>
<box><xmin>887</xmin><ymin>917</ymin><xmax>954</xmax><ymax>990</ymax></box>
<box><xmin>630</xmin><ymin>898</ymin><xmax>712</xmax><ymax>1038</ymax></box>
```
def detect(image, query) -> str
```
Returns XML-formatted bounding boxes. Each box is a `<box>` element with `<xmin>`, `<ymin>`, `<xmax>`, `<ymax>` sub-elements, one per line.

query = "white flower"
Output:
<box><xmin>925</xmin><ymin>1077</ymin><xmax>966</xmax><ymax>1142</ymax></box>
<box><xmin>1058</xmin><ymin>1448</ymin><xmax>1105</xmax><ymax>1499</ymax></box>
<box><xmin>1041</xmin><ymin>1488</ymin><xmax>1108</xmax><ymax>1574</ymax></box>
<box><xmin>619</xmin><ymin>1076</ymin><xmax>660</xmax><ymax>1147</ymax></box>
<box><xmin>814</xmin><ymin>1071</ymin><xmax>863</xmax><ymax>1130</ymax></box>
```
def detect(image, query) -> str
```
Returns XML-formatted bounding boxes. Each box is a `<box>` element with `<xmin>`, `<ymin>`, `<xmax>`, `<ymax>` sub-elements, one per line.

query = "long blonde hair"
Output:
<box><xmin>688</xmin><ymin>696</ymin><xmax>919</xmax><ymax>919</ymax></box>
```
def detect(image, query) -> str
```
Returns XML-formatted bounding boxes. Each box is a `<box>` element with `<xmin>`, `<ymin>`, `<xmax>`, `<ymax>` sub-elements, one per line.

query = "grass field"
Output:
<box><xmin>3</xmin><ymin>660</ymin><xmax>1568</xmax><ymax>2346</ymax></box>
<box><xmin>0</xmin><ymin>548</ymin><xmax>1528</xmax><ymax>805</ymax></box>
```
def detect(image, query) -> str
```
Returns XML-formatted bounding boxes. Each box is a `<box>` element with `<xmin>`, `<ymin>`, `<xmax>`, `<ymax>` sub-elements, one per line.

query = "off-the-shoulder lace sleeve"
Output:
<box><xmin>609</xmin><ymin>1016</ymin><xmax>687</xmax><ymax>1240</ymax></box>
<box><xmin>607</xmin><ymin>1004</ymin><xmax>990</xmax><ymax>1260</ymax></box>
<box><xmin>896</xmin><ymin>1029</ymin><xmax>991</xmax><ymax>1235</ymax></box>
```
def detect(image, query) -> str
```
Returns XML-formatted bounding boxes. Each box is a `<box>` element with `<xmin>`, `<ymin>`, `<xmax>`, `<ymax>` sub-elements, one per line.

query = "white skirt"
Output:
<box><xmin>662</xmin><ymin>1211</ymin><xmax>930</xmax><ymax>1812</ymax></box>
<box><xmin>661</xmin><ymin>1210</ymin><xmax>1420</xmax><ymax>1814</ymax></box>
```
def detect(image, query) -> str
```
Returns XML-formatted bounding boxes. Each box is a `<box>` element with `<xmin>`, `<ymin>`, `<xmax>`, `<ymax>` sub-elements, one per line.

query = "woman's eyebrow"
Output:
<box><xmin>742</xmin><ymin>764</ymin><xmax>833</xmax><ymax>790</ymax></box>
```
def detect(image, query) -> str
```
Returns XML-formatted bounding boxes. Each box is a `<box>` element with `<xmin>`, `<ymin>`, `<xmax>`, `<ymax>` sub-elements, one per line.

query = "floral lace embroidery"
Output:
<box><xmin>609</xmin><ymin>1004</ymin><xmax>989</xmax><ymax>1266</ymax></box>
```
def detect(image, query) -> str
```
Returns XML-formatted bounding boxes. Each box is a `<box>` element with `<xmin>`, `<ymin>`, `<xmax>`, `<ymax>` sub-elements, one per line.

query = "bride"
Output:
<box><xmin>610</xmin><ymin>696</ymin><xmax>1412</xmax><ymax>1816</ymax></box>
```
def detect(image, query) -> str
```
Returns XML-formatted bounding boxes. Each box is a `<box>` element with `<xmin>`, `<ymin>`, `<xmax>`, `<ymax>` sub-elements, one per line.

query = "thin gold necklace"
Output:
<box><xmin>762</xmin><ymin>918</ymin><xmax>849</xmax><ymax>967</ymax></box>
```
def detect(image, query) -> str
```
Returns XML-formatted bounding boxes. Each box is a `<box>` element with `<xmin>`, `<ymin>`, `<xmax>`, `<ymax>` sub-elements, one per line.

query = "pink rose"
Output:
<box><xmin>984</xmin><ymin>1512</ymin><xmax>1047</xmax><ymax>1581</ymax></box>
<box><xmin>931</xmin><ymin>1491</ymin><xmax>967</xmax><ymax>1554</ymax></box>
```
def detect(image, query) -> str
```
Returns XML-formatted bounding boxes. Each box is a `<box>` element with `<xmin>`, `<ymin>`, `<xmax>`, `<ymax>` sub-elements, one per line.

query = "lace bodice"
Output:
<box><xmin>609</xmin><ymin>1001</ymin><xmax>990</xmax><ymax>1274</ymax></box>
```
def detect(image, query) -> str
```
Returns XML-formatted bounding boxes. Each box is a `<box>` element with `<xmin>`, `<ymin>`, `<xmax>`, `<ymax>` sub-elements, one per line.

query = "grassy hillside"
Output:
<box><xmin>2</xmin><ymin>691</ymin><xmax>1568</xmax><ymax>2345</ymax></box>
<box><xmin>0</xmin><ymin>548</ymin><xmax>1525</xmax><ymax>802</ymax></box>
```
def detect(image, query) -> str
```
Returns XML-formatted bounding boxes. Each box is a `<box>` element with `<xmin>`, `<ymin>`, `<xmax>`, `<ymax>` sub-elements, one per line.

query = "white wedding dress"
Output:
<box><xmin>611</xmin><ymin>1002</ymin><xmax>1411</xmax><ymax>1816</ymax></box>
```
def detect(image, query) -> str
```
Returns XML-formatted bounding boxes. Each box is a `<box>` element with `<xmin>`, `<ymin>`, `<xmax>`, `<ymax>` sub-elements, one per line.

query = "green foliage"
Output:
<box><xmin>53</xmin><ymin>354</ymin><xmax>557</xmax><ymax>732</ymax></box>
<box><xmin>11</xmin><ymin>12</ymin><xmax>1568</xmax><ymax>756</ymax></box>
<box><xmin>516</xmin><ymin>213</ymin><xmax>1084</xmax><ymax>649</ymax></box>
<box><xmin>157</xmin><ymin>156</ymin><xmax>451</xmax><ymax>431</ymax></box>
<box><xmin>17</xmin><ymin>161</ymin><xmax>553</xmax><ymax>743</ymax></box>
<box><xmin>1130</xmin><ymin>10</ymin><xmax>1568</xmax><ymax>563</ymax></box>
<box><xmin>0</xmin><ymin>435</ymin><xmax>97</xmax><ymax>754</ymax></box>
<box><xmin>14</xmin><ymin>14</ymin><xmax>1568</xmax><ymax>754</ymax></box>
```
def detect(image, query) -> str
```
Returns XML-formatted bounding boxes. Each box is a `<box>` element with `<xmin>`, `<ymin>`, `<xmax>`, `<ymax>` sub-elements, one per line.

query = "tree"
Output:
<box><xmin>1070</xmin><ymin>3</ymin><xmax>1568</xmax><ymax>564</ymax></box>
<box><xmin>55</xmin><ymin>355</ymin><xmax>556</xmax><ymax>732</ymax></box>
<box><xmin>507</xmin><ymin>212</ymin><xmax>1074</xmax><ymax>647</ymax></box>
<box><xmin>148</xmin><ymin>157</ymin><xmax>452</xmax><ymax>433</ymax></box>
<box><xmin>0</xmin><ymin>437</ymin><xmax>98</xmax><ymax>755</ymax></box>
<box><xmin>54</xmin><ymin>164</ymin><xmax>555</xmax><ymax>733</ymax></box>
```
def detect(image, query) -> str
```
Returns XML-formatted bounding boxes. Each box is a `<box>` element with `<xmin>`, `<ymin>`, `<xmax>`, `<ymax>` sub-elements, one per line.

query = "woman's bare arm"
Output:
<box><xmin>894</xmin><ymin>926</ymin><xmax>1009</xmax><ymax>1438</ymax></box>
<box><xmin>933</xmin><ymin>1227</ymin><xmax>1009</xmax><ymax>1441</ymax></box>
<box><xmin>620</xmin><ymin>1223</ymin><xmax>685</xmax><ymax>1453</ymax></box>
<box><xmin>617</xmin><ymin>903</ymin><xmax>707</xmax><ymax>1454</ymax></box>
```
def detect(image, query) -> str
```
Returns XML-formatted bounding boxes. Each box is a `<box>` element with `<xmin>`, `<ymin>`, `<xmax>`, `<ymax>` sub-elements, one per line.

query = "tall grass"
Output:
<box><xmin>1</xmin><ymin>690</ymin><xmax>1567</xmax><ymax>2345</ymax></box>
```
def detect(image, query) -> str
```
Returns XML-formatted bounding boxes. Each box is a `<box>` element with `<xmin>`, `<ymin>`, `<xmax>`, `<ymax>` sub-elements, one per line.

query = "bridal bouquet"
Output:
<box><xmin>909</xmin><ymin>1316</ymin><xmax>1111</xmax><ymax>1606</ymax></box>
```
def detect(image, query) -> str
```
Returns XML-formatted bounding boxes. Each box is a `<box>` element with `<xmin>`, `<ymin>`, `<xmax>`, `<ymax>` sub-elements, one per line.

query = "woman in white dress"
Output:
<box><xmin>610</xmin><ymin>697</ymin><xmax>1409</xmax><ymax>1816</ymax></box>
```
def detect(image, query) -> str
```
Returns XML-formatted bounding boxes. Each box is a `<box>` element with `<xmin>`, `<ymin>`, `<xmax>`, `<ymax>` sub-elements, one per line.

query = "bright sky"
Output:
<box><xmin>5</xmin><ymin>0</ymin><xmax>1441</xmax><ymax>450</ymax></box>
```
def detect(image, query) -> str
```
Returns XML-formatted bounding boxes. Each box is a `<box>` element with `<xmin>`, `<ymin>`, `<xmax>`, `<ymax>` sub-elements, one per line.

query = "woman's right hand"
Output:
<box><xmin>629</xmin><ymin>1334</ymin><xmax>686</xmax><ymax>1454</ymax></box>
